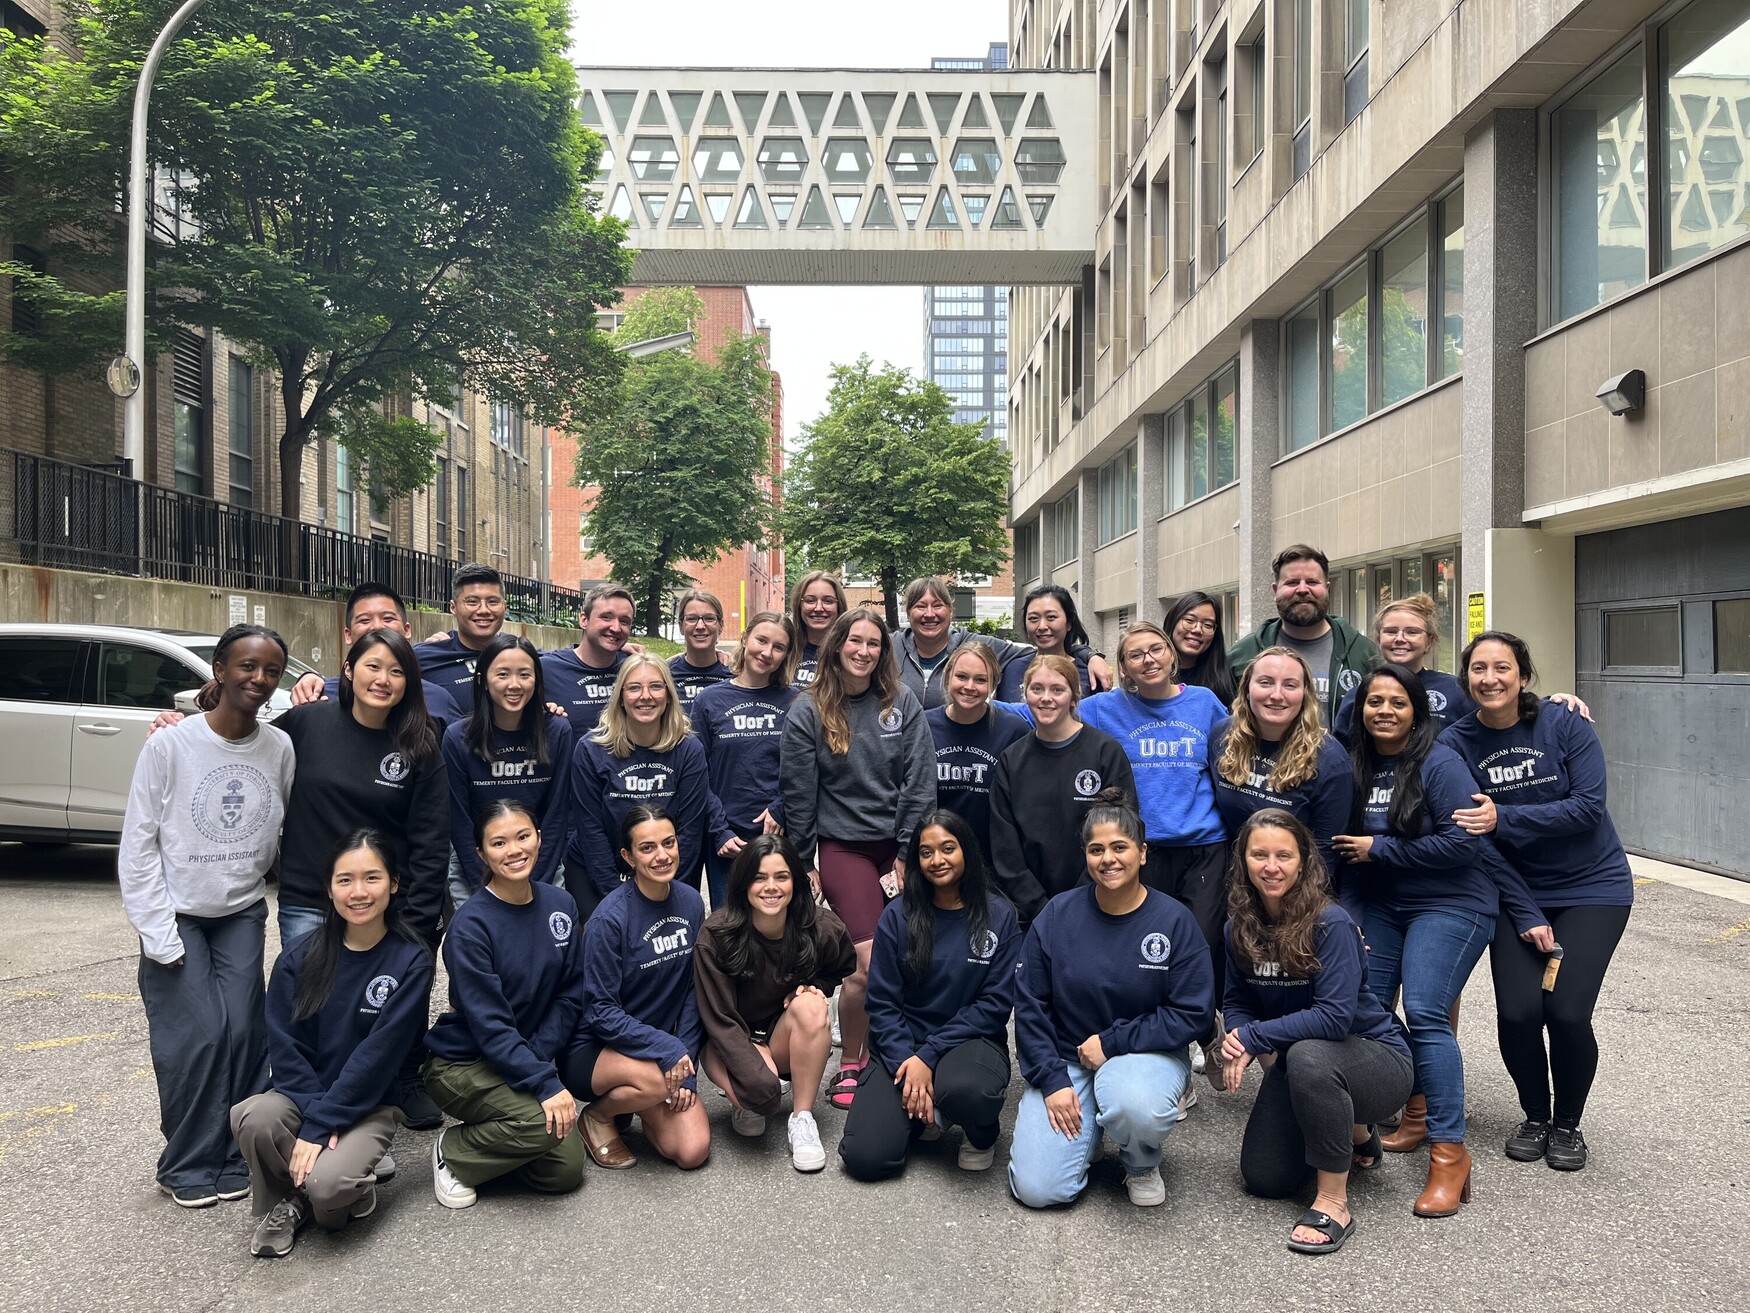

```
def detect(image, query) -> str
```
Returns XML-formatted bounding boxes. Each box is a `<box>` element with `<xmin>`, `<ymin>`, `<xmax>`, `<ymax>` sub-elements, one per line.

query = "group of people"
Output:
<box><xmin>118</xmin><ymin>543</ymin><xmax>1633</xmax><ymax>1259</ymax></box>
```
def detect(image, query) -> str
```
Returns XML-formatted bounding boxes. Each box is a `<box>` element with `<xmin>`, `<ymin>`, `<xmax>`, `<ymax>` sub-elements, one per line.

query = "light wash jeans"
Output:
<box><xmin>1008</xmin><ymin>1051</ymin><xmax>1190</xmax><ymax>1207</ymax></box>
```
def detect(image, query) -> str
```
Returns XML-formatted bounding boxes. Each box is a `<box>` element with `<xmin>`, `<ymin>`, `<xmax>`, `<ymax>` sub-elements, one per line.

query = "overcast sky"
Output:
<box><xmin>569</xmin><ymin>1</ymin><xmax>1010</xmax><ymax>443</ymax></box>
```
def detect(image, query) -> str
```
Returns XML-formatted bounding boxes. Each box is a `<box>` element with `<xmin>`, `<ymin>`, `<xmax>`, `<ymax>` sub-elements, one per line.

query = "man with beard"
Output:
<box><xmin>1227</xmin><ymin>545</ymin><xmax>1380</xmax><ymax>723</ymax></box>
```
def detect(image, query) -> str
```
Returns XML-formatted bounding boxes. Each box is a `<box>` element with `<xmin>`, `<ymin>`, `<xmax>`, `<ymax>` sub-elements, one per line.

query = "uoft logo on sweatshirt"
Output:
<box><xmin>190</xmin><ymin>765</ymin><xmax>276</xmax><ymax>844</ymax></box>
<box><xmin>362</xmin><ymin>974</ymin><xmax>398</xmax><ymax>1012</ymax></box>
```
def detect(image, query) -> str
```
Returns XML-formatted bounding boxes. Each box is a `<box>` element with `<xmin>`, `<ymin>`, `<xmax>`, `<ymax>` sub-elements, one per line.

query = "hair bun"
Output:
<box><xmin>1093</xmin><ymin>785</ymin><xmax>1129</xmax><ymax>806</ymax></box>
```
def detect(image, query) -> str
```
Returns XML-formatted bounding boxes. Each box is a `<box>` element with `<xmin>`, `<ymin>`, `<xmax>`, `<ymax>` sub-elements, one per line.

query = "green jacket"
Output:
<box><xmin>1227</xmin><ymin>614</ymin><xmax>1382</xmax><ymax>718</ymax></box>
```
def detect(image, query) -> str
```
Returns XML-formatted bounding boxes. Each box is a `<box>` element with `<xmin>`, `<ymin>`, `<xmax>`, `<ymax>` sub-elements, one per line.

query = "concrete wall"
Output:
<box><xmin>1157</xmin><ymin>485</ymin><xmax>1240</xmax><ymax>601</ymax></box>
<box><xmin>1091</xmin><ymin>535</ymin><xmax>1139</xmax><ymax>612</ymax></box>
<box><xmin>0</xmin><ymin>565</ymin><xmax>576</xmax><ymax>675</ymax></box>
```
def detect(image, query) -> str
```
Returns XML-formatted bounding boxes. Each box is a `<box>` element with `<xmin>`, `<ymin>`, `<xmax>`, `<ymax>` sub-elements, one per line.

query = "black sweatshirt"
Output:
<box><xmin>987</xmin><ymin>725</ymin><xmax>1137</xmax><ymax>924</ymax></box>
<box><xmin>273</xmin><ymin>700</ymin><xmax>449</xmax><ymax>935</ymax></box>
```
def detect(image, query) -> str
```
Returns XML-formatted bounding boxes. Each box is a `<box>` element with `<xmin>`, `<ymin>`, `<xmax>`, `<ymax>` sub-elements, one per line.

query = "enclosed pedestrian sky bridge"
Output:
<box><xmin>575</xmin><ymin>67</ymin><xmax>1097</xmax><ymax>286</ymax></box>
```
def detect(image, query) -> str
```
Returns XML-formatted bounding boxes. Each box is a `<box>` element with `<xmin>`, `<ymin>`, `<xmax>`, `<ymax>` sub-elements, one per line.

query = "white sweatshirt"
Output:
<box><xmin>118</xmin><ymin>714</ymin><xmax>295</xmax><ymax>963</ymax></box>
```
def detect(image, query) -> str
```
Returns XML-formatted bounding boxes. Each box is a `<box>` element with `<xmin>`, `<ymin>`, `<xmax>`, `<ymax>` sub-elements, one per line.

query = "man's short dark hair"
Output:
<box><xmin>582</xmin><ymin>582</ymin><xmax>636</xmax><ymax>619</ymax></box>
<box><xmin>345</xmin><ymin>582</ymin><xmax>407</xmax><ymax>625</ymax></box>
<box><xmin>1271</xmin><ymin>544</ymin><xmax>1330</xmax><ymax>582</ymax></box>
<box><xmin>452</xmin><ymin>563</ymin><xmax>503</xmax><ymax>596</ymax></box>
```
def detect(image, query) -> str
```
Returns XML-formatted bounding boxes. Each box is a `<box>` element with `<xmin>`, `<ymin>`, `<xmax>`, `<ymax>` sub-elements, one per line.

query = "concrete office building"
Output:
<box><xmin>1001</xmin><ymin>0</ymin><xmax>1750</xmax><ymax>875</ymax></box>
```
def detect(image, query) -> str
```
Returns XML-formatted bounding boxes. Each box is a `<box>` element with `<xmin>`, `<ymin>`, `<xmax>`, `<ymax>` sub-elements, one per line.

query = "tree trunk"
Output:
<box><xmin>643</xmin><ymin>535</ymin><xmax>673</xmax><ymax>636</ymax></box>
<box><xmin>881</xmin><ymin>566</ymin><xmax>900</xmax><ymax>631</ymax></box>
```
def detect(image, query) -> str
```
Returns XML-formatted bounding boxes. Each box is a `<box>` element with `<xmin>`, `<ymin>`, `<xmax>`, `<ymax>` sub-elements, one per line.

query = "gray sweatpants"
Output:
<box><xmin>138</xmin><ymin>899</ymin><xmax>269</xmax><ymax>1193</ymax></box>
<box><xmin>229</xmin><ymin>1091</ymin><xmax>401</xmax><ymax>1226</ymax></box>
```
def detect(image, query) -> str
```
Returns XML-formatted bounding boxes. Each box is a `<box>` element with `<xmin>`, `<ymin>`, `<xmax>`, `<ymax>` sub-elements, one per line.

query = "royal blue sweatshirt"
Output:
<box><xmin>265</xmin><ymin>929</ymin><xmax>435</xmax><ymax>1142</ymax></box>
<box><xmin>577</xmin><ymin>880</ymin><xmax>704</xmax><ymax>1087</ymax></box>
<box><xmin>442</xmin><ymin>715</ymin><xmax>574</xmax><ymax>888</ymax></box>
<box><xmin>412</xmin><ymin>631</ymin><xmax>491</xmax><ymax>705</ymax></box>
<box><xmin>1079</xmin><ymin>686</ymin><xmax>1226</xmax><ymax>845</ymax></box>
<box><xmin>866</xmin><ymin>896</ymin><xmax>1021</xmax><ymax>1077</ymax></box>
<box><xmin>1210</xmin><ymin>721</ymin><xmax>1352</xmax><ymax>876</ymax></box>
<box><xmin>426</xmin><ymin>882</ymin><xmax>584</xmax><ymax>1100</ymax></box>
<box><xmin>689</xmin><ymin>681</ymin><xmax>796</xmax><ymax>834</ymax></box>
<box><xmin>568</xmin><ymin>735</ymin><xmax>716</xmax><ymax>903</ymax></box>
<box><xmin>1334</xmin><ymin>667</ymin><xmax>1474</xmax><ymax>741</ymax></box>
<box><xmin>669</xmin><ymin>653</ymin><xmax>734</xmax><ymax>717</ymax></box>
<box><xmin>538</xmin><ymin>647</ymin><xmax>628</xmax><ymax>733</ymax></box>
<box><xmin>1439</xmin><ymin>704</ymin><xmax>1634</xmax><ymax>910</ymax></box>
<box><xmin>1014</xmin><ymin>885</ymin><xmax>1215</xmax><ymax>1096</ymax></box>
<box><xmin>1346</xmin><ymin>743</ymin><xmax>1520</xmax><ymax>923</ymax></box>
<box><xmin>322</xmin><ymin>673</ymin><xmax>459</xmax><ymax>726</ymax></box>
<box><xmin>1222</xmin><ymin>905</ymin><xmax>1409</xmax><ymax>1058</ymax></box>
<box><xmin>924</xmin><ymin>705</ymin><xmax>1031</xmax><ymax>859</ymax></box>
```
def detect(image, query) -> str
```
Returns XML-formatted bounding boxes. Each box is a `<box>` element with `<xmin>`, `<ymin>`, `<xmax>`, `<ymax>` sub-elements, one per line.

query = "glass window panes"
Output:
<box><xmin>823</xmin><ymin>139</ymin><xmax>873</xmax><ymax>183</ymax></box>
<box><xmin>1605</xmin><ymin>605</ymin><xmax>1682</xmax><ymax>669</ymax></box>
<box><xmin>887</xmin><ymin>140</ymin><xmax>937</xmax><ymax>184</ymax></box>
<box><xmin>1430</xmin><ymin>553</ymin><xmax>1458</xmax><ymax>670</ymax></box>
<box><xmin>1347</xmin><ymin>0</ymin><xmax>1369</xmax><ymax>65</ymax></box>
<box><xmin>1294</xmin><ymin>0</ymin><xmax>1313</xmax><ymax>126</ymax></box>
<box><xmin>1328</xmin><ymin>265</ymin><xmax>1369</xmax><ymax>431</ymax></box>
<box><xmin>174</xmin><ymin>402</ymin><xmax>202</xmax><ymax>495</ymax></box>
<box><xmin>228</xmin><ymin>359</ymin><xmax>253</xmax><ymax>508</ymax></box>
<box><xmin>1097</xmin><ymin>446</ymin><xmax>1138</xmax><ymax>544</ymax></box>
<box><xmin>1166</xmin><ymin>406</ymin><xmax>1188</xmax><ymax>510</ymax></box>
<box><xmin>628</xmin><ymin>136</ymin><xmax>678</xmax><ymax>182</ymax></box>
<box><xmin>100</xmin><ymin>645</ymin><xmax>199</xmax><ymax>710</ymax></box>
<box><xmin>951</xmin><ymin>138</ymin><xmax>1002</xmax><ymax>184</ymax></box>
<box><xmin>0</xmin><ymin>637</ymin><xmax>82</xmax><ymax>703</ymax></box>
<box><xmin>757</xmin><ymin>137</ymin><xmax>807</xmax><ymax>184</ymax></box>
<box><xmin>1661</xmin><ymin>0</ymin><xmax>1750</xmax><ymax>269</ymax></box>
<box><xmin>1380</xmin><ymin>223</ymin><xmax>1429</xmax><ymax>406</ymax></box>
<box><xmin>1213</xmin><ymin>365</ymin><xmax>1237</xmax><ymax>488</ymax></box>
<box><xmin>1053</xmin><ymin>490</ymin><xmax>1079</xmax><ymax>565</ymax></box>
<box><xmin>1714</xmin><ymin>597</ymin><xmax>1750</xmax><ymax>672</ymax></box>
<box><xmin>693</xmin><ymin>140</ymin><xmax>744</xmax><ymax>183</ymax></box>
<box><xmin>1015</xmin><ymin>138</ymin><xmax>1067</xmax><ymax>183</ymax></box>
<box><xmin>1439</xmin><ymin>188</ymin><xmax>1465</xmax><ymax>377</ymax></box>
<box><xmin>1553</xmin><ymin>47</ymin><xmax>1646</xmax><ymax>320</ymax></box>
<box><xmin>1287</xmin><ymin>303</ymin><xmax>1320</xmax><ymax>450</ymax></box>
<box><xmin>1189</xmin><ymin>387</ymin><xmax>1211</xmax><ymax>500</ymax></box>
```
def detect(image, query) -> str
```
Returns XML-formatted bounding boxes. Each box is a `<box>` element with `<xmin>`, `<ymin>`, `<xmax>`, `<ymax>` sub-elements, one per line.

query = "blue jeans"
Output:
<box><xmin>1007</xmin><ymin>1052</ymin><xmax>1189</xmax><ymax>1207</ymax></box>
<box><xmin>1361</xmin><ymin>904</ymin><xmax>1494</xmax><ymax>1144</ymax></box>
<box><xmin>276</xmin><ymin>901</ymin><xmax>325</xmax><ymax>951</ymax></box>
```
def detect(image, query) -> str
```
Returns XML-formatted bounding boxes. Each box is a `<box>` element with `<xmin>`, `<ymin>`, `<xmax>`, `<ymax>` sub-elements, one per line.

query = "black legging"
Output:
<box><xmin>1240</xmin><ymin>1036</ymin><xmax>1414</xmax><ymax>1198</ymax></box>
<box><xmin>1490</xmin><ymin>904</ymin><xmax>1631</xmax><ymax>1127</ymax></box>
<box><xmin>1142</xmin><ymin>840</ymin><xmax>1227</xmax><ymax>1036</ymax></box>
<box><xmin>837</xmin><ymin>1038</ymin><xmax>1010</xmax><ymax>1181</ymax></box>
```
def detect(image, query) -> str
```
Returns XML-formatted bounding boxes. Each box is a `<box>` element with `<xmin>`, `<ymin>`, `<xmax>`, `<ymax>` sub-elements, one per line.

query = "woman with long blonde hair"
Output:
<box><xmin>780</xmin><ymin>607</ymin><xmax>935</xmax><ymax>1108</ymax></box>
<box><xmin>1212</xmin><ymin>646</ymin><xmax>1352</xmax><ymax>882</ymax></box>
<box><xmin>567</xmin><ymin>652</ymin><xmax>724</xmax><ymax>920</ymax></box>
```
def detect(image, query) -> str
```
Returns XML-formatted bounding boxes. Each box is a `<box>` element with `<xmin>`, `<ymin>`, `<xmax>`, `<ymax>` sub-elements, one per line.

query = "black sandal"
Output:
<box><xmin>1287</xmin><ymin>1208</ymin><xmax>1356</xmax><ymax>1255</ymax></box>
<box><xmin>1351</xmin><ymin>1127</ymin><xmax>1383</xmax><ymax>1172</ymax></box>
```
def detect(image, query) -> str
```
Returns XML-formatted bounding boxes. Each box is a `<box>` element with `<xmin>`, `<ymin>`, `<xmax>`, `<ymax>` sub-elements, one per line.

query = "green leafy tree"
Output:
<box><xmin>573</xmin><ymin>291</ymin><xmax>776</xmax><ymax>635</ymax></box>
<box><xmin>782</xmin><ymin>357</ymin><xmax>1010</xmax><ymax>629</ymax></box>
<box><xmin>0</xmin><ymin>0</ymin><xmax>631</xmax><ymax>518</ymax></box>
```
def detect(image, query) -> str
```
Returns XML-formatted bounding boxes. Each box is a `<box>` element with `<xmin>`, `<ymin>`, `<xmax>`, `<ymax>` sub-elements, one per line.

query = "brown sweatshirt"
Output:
<box><xmin>693</xmin><ymin>907</ymin><xmax>856</xmax><ymax>1115</ymax></box>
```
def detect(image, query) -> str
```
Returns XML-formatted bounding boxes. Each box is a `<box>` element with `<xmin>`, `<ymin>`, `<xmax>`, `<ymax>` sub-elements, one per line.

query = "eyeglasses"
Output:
<box><xmin>1379</xmin><ymin>626</ymin><xmax>1428</xmax><ymax>639</ymax></box>
<box><xmin>457</xmin><ymin>597</ymin><xmax>505</xmax><ymax>611</ymax></box>
<box><xmin>1125</xmin><ymin>643</ymin><xmax>1172</xmax><ymax>661</ymax></box>
<box><xmin>1176</xmin><ymin>618</ymin><xmax>1217</xmax><ymax>633</ymax></box>
<box><xmin>682</xmin><ymin>614</ymin><xmax>720</xmax><ymax>626</ymax></box>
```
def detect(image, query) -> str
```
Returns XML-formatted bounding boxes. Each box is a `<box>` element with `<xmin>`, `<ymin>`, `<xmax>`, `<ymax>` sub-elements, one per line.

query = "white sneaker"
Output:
<box><xmin>957</xmin><ymin>1139</ymin><xmax>996</xmax><ymax>1171</ymax></box>
<box><xmin>1174</xmin><ymin>1084</ymin><xmax>1198</xmax><ymax>1122</ymax></box>
<box><xmin>919</xmin><ymin>1114</ymin><xmax>944</xmax><ymax>1143</ymax></box>
<box><xmin>1190</xmin><ymin>1041</ymin><xmax>1206</xmax><ymax>1075</ymax></box>
<box><xmin>788</xmin><ymin>1111</ymin><xmax>826</xmax><ymax>1172</ymax></box>
<box><xmin>430</xmin><ymin>1132</ymin><xmax>476</xmax><ymax>1209</ymax></box>
<box><xmin>730</xmin><ymin>1106</ymin><xmax>767</xmax><ymax>1138</ymax></box>
<box><xmin>1125</xmin><ymin>1167</ymin><xmax>1166</xmax><ymax>1206</ymax></box>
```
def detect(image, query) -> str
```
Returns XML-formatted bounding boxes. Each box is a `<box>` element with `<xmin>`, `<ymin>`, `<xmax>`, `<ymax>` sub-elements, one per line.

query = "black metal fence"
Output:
<box><xmin>2</xmin><ymin>448</ymin><xmax>581</xmax><ymax>627</ymax></box>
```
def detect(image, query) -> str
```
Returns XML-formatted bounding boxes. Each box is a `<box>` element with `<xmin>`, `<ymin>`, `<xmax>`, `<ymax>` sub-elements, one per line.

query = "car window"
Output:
<box><xmin>0</xmin><ymin>637</ymin><xmax>83</xmax><ymax>704</ymax></box>
<box><xmin>99</xmin><ymin>644</ymin><xmax>205</xmax><ymax>710</ymax></box>
<box><xmin>184</xmin><ymin>644</ymin><xmax>313</xmax><ymax>693</ymax></box>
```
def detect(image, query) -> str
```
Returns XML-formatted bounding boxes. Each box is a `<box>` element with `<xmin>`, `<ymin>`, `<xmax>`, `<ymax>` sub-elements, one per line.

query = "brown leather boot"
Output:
<box><xmin>1380</xmin><ymin>1094</ymin><xmax>1427</xmax><ymax>1152</ymax></box>
<box><xmin>1413</xmin><ymin>1142</ymin><xmax>1473</xmax><ymax>1217</ymax></box>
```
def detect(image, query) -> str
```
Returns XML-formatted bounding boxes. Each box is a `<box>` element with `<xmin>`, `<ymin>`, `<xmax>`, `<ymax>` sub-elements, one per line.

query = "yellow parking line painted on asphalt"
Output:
<box><xmin>82</xmin><ymin>992</ymin><xmax>140</xmax><ymax>1001</ymax></box>
<box><xmin>0</xmin><ymin>1102</ymin><xmax>76</xmax><ymax>1123</ymax></box>
<box><xmin>1634</xmin><ymin>877</ymin><xmax>1656</xmax><ymax>886</ymax></box>
<box><xmin>1705</xmin><ymin>919</ymin><xmax>1750</xmax><ymax>945</ymax></box>
<box><xmin>0</xmin><ymin>1103</ymin><xmax>77</xmax><ymax>1167</ymax></box>
<box><xmin>11</xmin><ymin>989</ymin><xmax>58</xmax><ymax>999</ymax></box>
<box><xmin>13</xmin><ymin>1031</ymin><xmax>116</xmax><ymax>1052</ymax></box>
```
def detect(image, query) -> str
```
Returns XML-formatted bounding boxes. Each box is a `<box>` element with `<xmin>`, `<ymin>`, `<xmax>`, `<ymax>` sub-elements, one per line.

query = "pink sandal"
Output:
<box><xmin>828</xmin><ymin>1062</ymin><xmax>865</xmax><ymax>1108</ymax></box>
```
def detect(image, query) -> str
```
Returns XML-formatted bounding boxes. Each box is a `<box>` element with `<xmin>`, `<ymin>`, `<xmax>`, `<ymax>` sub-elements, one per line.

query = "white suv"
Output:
<box><xmin>0</xmin><ymin>623</ymin><xmax>314</xmax><ymax>844</ymax></box>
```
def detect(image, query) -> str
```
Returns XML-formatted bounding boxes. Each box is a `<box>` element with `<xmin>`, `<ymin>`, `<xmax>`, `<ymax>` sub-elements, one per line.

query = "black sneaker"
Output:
<box><xmin>397</xmin><ymin>1076</ymin><xmax>444</xmax><ymax>1130</ymax></box>
<box><xmin>1505</xmin><ymin>1119</ymin><xmax>1551</xmax><ymax>1162</ymax></box>
<box><xmin>1545</xmin><ymin>1125</ymin><xmax>1588</xmax><ymax>1171</ymax></box>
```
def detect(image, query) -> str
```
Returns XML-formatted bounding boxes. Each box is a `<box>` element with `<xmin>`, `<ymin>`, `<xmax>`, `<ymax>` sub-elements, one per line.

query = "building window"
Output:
<box><xmin>435</xmin><ymin>458</ymin><xmax>449</xmax><ymax>558</ymax></box>
<box><xmin>1285</xmin><ymin>300</ymin><xmax>1320</xmax><ymax>452</ymax></box>
<box><xmin>1344</xmin><ymin>0</ymin><xmax>1369</xmax><ymax>124</ymax></box>
<box><xmin>1660</xmin><ymin>0</ymin><xmax>1750</xmax><ymax>270</ymax></box>
<box><xmin>1246</xmin><ymin>33</ymin><xmax>1267</xmax><ymax>163</ymax></box>
<box><xmin>1214</xmin><ymin>85</ymin><xmax>1228</xmax><ymax>264</ymax></box>
<box><xmin>1714</xmin><ymin>597</ymin><xmax>1750</xmax><ymax>673</ymax></box>
<box><xmin>1053</xmin><ymin>489</ymin><xmax>1080</xmax><ymax>566</ymax></box>
<box><xmin>1328</xmin><ymin>264</ymin><xmax>1369</xmax><ymax>431</ymax></box>
<box><xmin>2</xmin><ymin>1</ymin><xmax>49</xmax><ymax>38</ymax></box>
<box><xmin>455</xmin><ymin>464</ymin><xmax>469</xmax><ymax>561</ymax></box>
<box><xmin>1016</xmin><ymin>519</ymin><xmax>1042</xmax><ymax>582</ymax></box>
<box><xmin>1379</xmin><ymin>223</ymin><xmax>1428</xmax><ymax>407</ymax></box>
<box><xmin>1329</xmin><ymin>548</ymin><xmax>1461</xmax><ymax>670</ymax></box>
<box><xmin>1292</xmin><ymin>0</ymin><xmax>1313</xmax><ymax>178</ymax></box>
<box><xmin>228</xmin><ymin>358</ymin><xmax>253</xmax><ymax>508</ymax></box>
<box><xmin>172</xmin><ymin>329</ymin><xmax>206</xmax><ymax>497</ymax></box>
<box><xmin>1097</xmin><ymin>445</ymin><xmax>1138</xmax><ymax>544</ymax></box>
<box><xmin>1604</xmin><ymin>604</ymin><xmax>1682</xmax><ymax>672</ymax></box>
<box><xmin>1165</xmin><ymin>360</ymin><xmax>1239</xmax><ymax>512</ymax></box>
<box><xmin>335</xmin><ymin>444</ymin><xmax>354</xmax><ymax>531</ymax></box>
<box><xmin>1437</xmin><ymin>188</ymin><xmax>1465</xmax><ymax>377</ymax></box>
<box><xmin>1551</xmin><ymin>48</ymin><xmax>1646</xmax><ymax>320</ymax></box>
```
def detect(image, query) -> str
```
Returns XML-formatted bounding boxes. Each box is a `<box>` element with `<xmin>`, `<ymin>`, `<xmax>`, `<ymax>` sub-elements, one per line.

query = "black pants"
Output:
<box><xmin>837</xmin><ymin>1038</ymin><xmax>1010</xmax><ymax>1182</ymax></box>
<box><xmin>1142</xmin><ymin>840</ymin><xmax>1228</xmax><ymax>1033</ymax></box>
<box><xmin>1490</xmin><ymin>904</ymin><xmax>1631</xmax><ymax>1127</ymax></box>
<box><xmin>1240</xmin><ymin>1036</ymin><xmax>1414</xmax><ymax>1198</ymax></box>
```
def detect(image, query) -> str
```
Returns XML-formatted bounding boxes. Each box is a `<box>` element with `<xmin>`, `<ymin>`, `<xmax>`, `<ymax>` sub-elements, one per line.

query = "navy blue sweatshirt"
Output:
<box><xmin>1439</xmin><ymin>704</ymin><xmax>1634</xmax><ymax>910</ymax></box>
<box><xmin>412</xmin><ymin>631</ymin><xmax>491</xmax><ymax>705</ymax></box>
<box><xmin>442</xmin><ymin>715</ymin><xmax>574</xmax><ymax>888</ymax></box>
<box><xmin>322</xmin><ymin>673</ymin><xmax>459</xmax><ymax>727</ymax></box>
<box><xmin>669</xmin><ymin>653</ymin><xmax>734</xmax><ymax>717</ymax></box>
<box><xmin>1346</xmin><ymin>743</ymin><xmax>1520</xmax><ymax>923</ymax></box>
<box><xmin>689</xmin><ymin>680</ymin><xmax>796</xmax><ymax>834</ymax></box>
<box><xmin>924</xmin><ymin>705</ymin><xmax>1031</xmax><ymax>859</ymax></box>
<box><xmin>988</xmin><ymin>726</ymin><xmax>1137</xmax><ymax>924</ymax></box>
<box><xmin>577</xmin><ymin>880</ymin><xmax>704</xmax><ymax>1086</ymax></box>
<box><xmin>793</xmin><ymin>643</ymin><xmax>822</xmax><ymax>689</ymax></box>
<box><xmin>1334</xmin><ymin>667</ymin><xmax>1474</xmax><ymax>742</ymax></box>
<box><xmin>866</xmin><ymin>896</ymin><xmax>1021</xmax><ymax>1077</ymax></box>
<box><xmin>265</xmin><ymin>929</ymin><xmax>435</xmax><ymax>1142</ymax></box>
<box><xmin>272</xmin><ymin>700</ymin><xmax>448</xmax><ymax>933</ymax></box>
<box><xmin>568</xmin><ymin>734</ymin><xmax>715</xmax><ymax>903</ymax></box>
<box><xmin>1014</xmin><ymin>885</ymin><xmax>1215</xmax><ymax>1096</ymax></box>
<box><xmin>998</xmin><ymin>650</ymin><xmax>1091</xmax><ymax>701</ymax></box>
<box><xmin>538</xmin><ymin>647</ymin><xmax>629</xmax><ymax>733</ymax></box>
<box><xmin>426</xmin><ymin>882</ymin><xmax>583</xmax><ymax>1100</ymax></box>
<box><xmin>1210</xmin><ymin>721</ymin><xmax>1352</xmax><ymax>876</ymax></box>
<box><xmin>1222</xmin><ymin>905</ymin><xmax>1408</xmax><ymax>1058</ymax></box>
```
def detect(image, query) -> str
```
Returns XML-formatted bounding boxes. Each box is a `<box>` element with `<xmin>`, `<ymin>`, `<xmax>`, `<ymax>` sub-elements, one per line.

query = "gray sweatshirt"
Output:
<box><xmin>780</xmin><ymin>685</ymin><xmax>937</xmax><ymax>866</ymax></box>
<box><xmin>118</xmin><ymin>714</ymin><xmax>295</xmax><ymax>963</ymax></box>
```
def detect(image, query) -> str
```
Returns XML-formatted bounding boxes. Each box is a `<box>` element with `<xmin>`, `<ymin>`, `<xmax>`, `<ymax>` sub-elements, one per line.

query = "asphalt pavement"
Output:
<box><xmin>2</xmin><ymin>842</ymin><xmax>1747</xmax><ymax>1313</ymax></box>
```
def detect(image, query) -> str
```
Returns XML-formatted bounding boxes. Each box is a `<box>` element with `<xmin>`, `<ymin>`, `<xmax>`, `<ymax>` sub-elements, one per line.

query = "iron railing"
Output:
<box><xmin>2</xmin><ymin>448</ymin><xmax>581</xmax><ymax>627</ymax></box>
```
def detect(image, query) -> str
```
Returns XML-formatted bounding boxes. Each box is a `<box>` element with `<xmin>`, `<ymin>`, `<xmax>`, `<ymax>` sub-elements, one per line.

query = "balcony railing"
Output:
<box><xmin>2</xmin><ymin>448</ymin><xmax>581</xmax><ymax>628</ymax></box>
